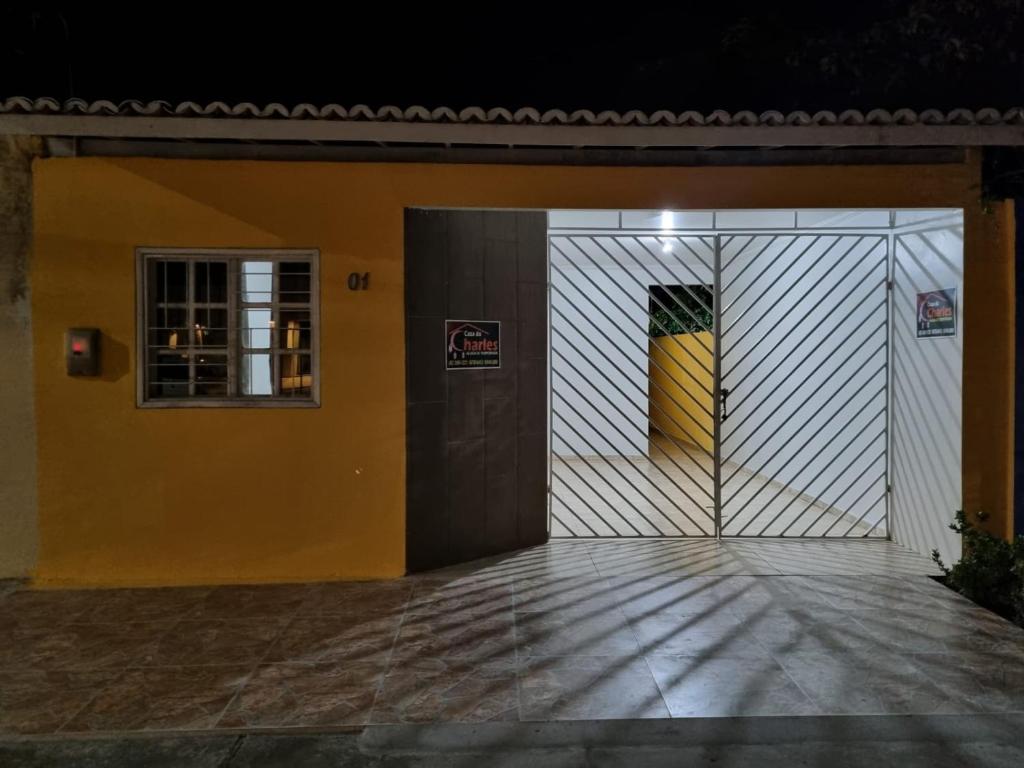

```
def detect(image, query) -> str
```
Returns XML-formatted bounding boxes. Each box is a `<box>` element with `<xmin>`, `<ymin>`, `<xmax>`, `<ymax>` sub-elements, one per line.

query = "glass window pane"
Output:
<box><xmin>241</xmin><ymin>261</ymin><xmax>273</xmax><ymax>303</ymax></box>
<box><xmin>209</xmin><ymin>262</ymin><xmax>227</xmax><ymax>302</ymax></box>
<box><xmin>242</xmin><ymin>309</ymin><xmax>272</xmax><ymax>349</ymax></box>
<box><xmin>148</xmin><ymin>352</ymin><xmax>190</xmax><ymax>398</ymax></box>
<box><xmin>279</xmin><ymin>353</ymin><xmax>312</xmax><ymax>396</ymax></box>
<box><xmin>279</xmin><ymin>273</ymin><xmax>310</xmax><ymax>290</ymax></box>
<box><xmin>195</xmin><ymin>262</ymin><xmax>208</xmax><ymax>303</ymax></box>
<box><xmin>150</xmin><ymin>353</ymin><xmax>190</xmax><ymax>377</ymax></box>
<box><xmin>278</xmin><ymin>310</ymin><xmax>311</xmax><ymax>350</ymax></box>
<box><xmin>194</xmin><ymin>381</ymin><xmax>228</xmax><ymax>397</ymax></box>
<box><xmin>148</xmin><ymin>329</ymin><xmax>185</xmax><ymax>349</ymax></box>
<box><xmin>279</xmin><ymin>276</ymin><xmax>310</xmax><ymax>301</ymax></box>
<box><xmin>192</xmin><ymin>307</ymin><xmax>227</xmax><ymax>348</ymax></box>
<box><xmin>241</xmin><ymin>353</ymin><xmax>272</xmax><ymax>396</ymax></box>
<box><xmin>205</xmin><ymin>308</ymin><xmax>228</xmax><ymax>347</ymax></box>
<box><xmin>163</xmin><ymin>307</ymin><xmax>187</xmax><ymax>328</ymax></box>
<box><xmin>194</xmin><ymin>261</ymin><xmax>227</xmax><ymax>303</ymax></box>
<box><xmin>279</xmin><ymin>262</ymin><xmax>311</xmax><ymax>304</ymax></box>
<box><xmin>156</xmin><ymin>261</ymin><xmax>187</xmax><ymax>303</ymax></box>
<box><xmin>194</xmin><ymin>354</ymin><xmax>227</xmax><ymax>397</ymax></box>
<box><xmin>149</xmin><ymin>307</ymin><xmax>188</xmax><ymax>349</ymax></box>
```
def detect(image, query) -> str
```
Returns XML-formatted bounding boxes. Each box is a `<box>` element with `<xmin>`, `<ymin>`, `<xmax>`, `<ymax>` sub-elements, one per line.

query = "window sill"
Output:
<box><xmin>137</xmin><ymin>398</ymin><xmax>320</xmax><ymax>409</ymax></box>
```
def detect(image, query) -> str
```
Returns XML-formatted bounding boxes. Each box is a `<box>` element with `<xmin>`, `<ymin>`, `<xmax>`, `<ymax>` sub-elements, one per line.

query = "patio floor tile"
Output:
<box><xmin>370</xmin><ymin>658</ymin><xmax>518</xmax><ymax>724</ymax></box>
<box><xmin>647</xmin><ymin>654</ymin><xmax>815</xmax><ymax>717</ymax></box>
<box><xmin>150</xmin><ymin>618</ymin><xmax>290</xmax><ymax>667</ymax></box>
<box><xmin>0</xmin><ymin>668</ymin><xmax>120</xmax><ymax>735</ymax></box>
<box><xmin>518</xmin><ymin>655</ymin><xmax>669</xmax><ymax>720</ymax></box>
<box><xmin>0</xmin><ymin>540</ymin><xmax>1013</xmax><ymax>735</ymax></box>
<box><xmin>216</xmin><ymin>662</ymin><xmax>382</xmax><ymax>728</ymax></box>
<box><xmin>776</xmin><ymin>649</ymin><xmax>966</xmax><ymax>715</ymax></box>
<box><xmin>516</xmin><ymin>610</ymin><xmax>640</xmax><ymax>657</ymax></box>
<box><xmin>62</xmin><ymin>666</ymin><xmax>250</xmax><ymax>733</ymax></box>
<box><xmin>264</xmin><ymin>615</ymin><xmax>400</xmax><ymax>666</ymax></box>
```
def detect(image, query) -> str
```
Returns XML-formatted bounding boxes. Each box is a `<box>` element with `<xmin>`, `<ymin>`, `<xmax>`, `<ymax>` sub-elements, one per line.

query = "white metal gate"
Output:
<box><xmin>549</xmin><ymin>228</ymin><xmax>890</xmax><ymax>539</ymax></box>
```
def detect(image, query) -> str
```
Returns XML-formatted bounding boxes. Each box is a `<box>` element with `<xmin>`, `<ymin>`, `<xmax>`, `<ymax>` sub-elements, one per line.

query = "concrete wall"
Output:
<box><xmin>0</xmin><ymin>137</ymin><xmax>39</xmax><ymax>577</ymax></box>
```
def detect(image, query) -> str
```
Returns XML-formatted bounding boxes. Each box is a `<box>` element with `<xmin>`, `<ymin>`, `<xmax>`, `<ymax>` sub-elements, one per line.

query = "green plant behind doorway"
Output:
<box><xmin>649</xmin><ymin>284</ymin><xmax>713</xmax><ymax>337</ymax></box>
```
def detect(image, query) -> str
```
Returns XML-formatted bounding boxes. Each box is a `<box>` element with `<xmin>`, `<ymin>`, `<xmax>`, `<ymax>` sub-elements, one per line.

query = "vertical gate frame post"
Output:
<box><xmin>546</xmin><ymin>214</ymin><xmax>554</xmax><ymax>538</ymax></box>
<box><xmin>713</xmin><ymin>235</ymin><xmax>724</xmax><ymax>539</ymax></box>
<box><xmin>884</xmin><ymin>210</ymin><xmax>895</xmax><ymax>540</ymax></box>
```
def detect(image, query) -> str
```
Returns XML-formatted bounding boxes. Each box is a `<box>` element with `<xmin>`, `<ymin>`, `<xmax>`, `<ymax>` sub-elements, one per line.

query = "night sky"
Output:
<box><xmin>4</xmin><ymin>3</ymin><xmax>1023</xmax><ymax>112</ymax></box>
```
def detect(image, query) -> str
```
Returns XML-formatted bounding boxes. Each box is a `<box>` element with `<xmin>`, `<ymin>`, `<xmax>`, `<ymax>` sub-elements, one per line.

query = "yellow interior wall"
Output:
<box><xmin>30</xmin><ymin>155</ymin><xmax>1012</xmax><ymax>586</ymax></box>
<box><xmin>649</xmin><ymin>332</ymin><xmax>714</xmax><ymax>453</ymax></box>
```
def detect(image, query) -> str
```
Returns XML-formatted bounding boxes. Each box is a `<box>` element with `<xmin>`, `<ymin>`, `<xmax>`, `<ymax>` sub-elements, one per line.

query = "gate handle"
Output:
<box><xmin>721</xmin><ymin>388</ymin><xmax>731</xmax><ymax>422</ymax></box>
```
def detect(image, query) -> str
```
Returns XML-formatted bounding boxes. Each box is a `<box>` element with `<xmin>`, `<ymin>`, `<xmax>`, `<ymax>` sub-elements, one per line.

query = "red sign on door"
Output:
<box><xmin>916</xmin><ymin>288</ymin><xmax>956</xmax><ymax>338</ymax></box>
<box><xmin>445</xmin><ymin>320</ymin><xmax>501</xmax><ymax>370</ymax></box>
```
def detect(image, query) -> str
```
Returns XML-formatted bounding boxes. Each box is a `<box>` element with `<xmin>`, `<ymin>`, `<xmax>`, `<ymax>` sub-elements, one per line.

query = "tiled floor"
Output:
<box><xmin>1</xmin><ymin>540</ymin><xmax>1022</xmax><ymax>736</ymax></box>
<box><xmin>551</xmin><ymin>443</ymin><xmax>878</xmax><ymax>537</ymax></box>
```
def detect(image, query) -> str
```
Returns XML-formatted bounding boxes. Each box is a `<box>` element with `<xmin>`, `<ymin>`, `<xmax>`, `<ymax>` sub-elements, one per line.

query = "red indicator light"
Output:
<box><xmin>71</xmin><ymin>340</ymin><xmax>85</xmax><ymax>354</ymax></box>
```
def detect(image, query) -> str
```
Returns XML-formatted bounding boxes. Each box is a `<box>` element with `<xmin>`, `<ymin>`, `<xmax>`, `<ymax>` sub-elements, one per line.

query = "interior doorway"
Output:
<box><xmin>547</xmin><ymin>209</ymin><xmax>964</xmax><ymax>562</ymax></box>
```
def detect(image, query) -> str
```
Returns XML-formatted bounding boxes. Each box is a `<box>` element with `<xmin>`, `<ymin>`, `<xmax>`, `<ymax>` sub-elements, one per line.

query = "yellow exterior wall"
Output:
<box><xmin>30</xmin><ymin>155</ymin><xmax>1013</xmax><ymax>586</ymax></box>
<box><xmin>649</xmin><ymin>332</ymin><xmax>714</xmax><ymax>453</ymax></box>
<box><xmin>963</xmin><ymin>193</ymin><xmax>1016</xmax><ymax>541</ymax></box>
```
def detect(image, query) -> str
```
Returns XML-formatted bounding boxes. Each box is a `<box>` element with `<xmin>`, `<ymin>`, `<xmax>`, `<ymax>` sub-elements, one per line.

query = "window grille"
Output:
<box><xmin>137</xmin><ymin>249</ymin><xmax>319</xmax><ymax>407</ymax></box>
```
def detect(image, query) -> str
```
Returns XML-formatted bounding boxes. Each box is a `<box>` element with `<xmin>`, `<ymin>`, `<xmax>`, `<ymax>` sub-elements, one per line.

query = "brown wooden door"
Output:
<box><xmin>404</xmin><ymin>209</ymin><xmax>549</xmax><ymax>572</ymax></box>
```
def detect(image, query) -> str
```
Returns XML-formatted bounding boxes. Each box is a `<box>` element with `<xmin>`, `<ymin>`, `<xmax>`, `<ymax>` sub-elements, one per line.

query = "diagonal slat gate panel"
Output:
<box><xmin>718</xmin><ymin>234</ymin><xmax>889</xmax><ymax>538</ymax></box>
<box><xmin>548</xmin><ymin>229</ymin><xmax>890</xmax><ymax>540</ymax></box>
<box><xmin>549</xmin><ymin>235</ymin><xmax>716</xmax><ymax>537</ymax></box>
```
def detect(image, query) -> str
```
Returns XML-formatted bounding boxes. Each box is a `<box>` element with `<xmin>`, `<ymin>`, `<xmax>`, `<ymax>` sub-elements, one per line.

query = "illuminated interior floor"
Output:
<box><xmin>551</xmin><ymin>438</ymin><xmax>878</xmax><ymax>539</ymax></box>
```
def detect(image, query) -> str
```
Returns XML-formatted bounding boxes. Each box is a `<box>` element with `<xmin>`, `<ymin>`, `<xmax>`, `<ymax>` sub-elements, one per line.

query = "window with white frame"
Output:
<box><xmin>138</xmin><ymin>249</ymin><xmax>319</xmax><ymax>406</ymax></box>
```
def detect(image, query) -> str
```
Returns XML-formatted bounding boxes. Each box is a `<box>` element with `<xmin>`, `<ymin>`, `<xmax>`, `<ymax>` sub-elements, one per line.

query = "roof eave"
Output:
<box><xmin>3</xmin><ymin>113</ymin><xmax>1024</xmax><ymax>147</ymax></box>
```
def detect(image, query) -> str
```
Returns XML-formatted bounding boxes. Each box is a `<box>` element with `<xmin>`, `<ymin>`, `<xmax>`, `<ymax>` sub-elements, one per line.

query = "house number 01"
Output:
<box><xmin>347</xmin><ymin>272</ymin><xmax>370</xmax><ymax>291</ymax></box>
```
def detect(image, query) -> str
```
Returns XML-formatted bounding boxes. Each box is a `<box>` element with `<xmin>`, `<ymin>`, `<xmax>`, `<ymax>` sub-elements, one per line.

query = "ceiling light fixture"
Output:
<box><xmin>660</xmin><ymin>210</ymin><xmax>674</xmax><ymax>252</ymax></box>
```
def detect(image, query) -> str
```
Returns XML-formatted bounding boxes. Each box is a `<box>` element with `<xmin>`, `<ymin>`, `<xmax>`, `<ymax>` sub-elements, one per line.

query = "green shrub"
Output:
<box><xmin>649</xmin><ymin>285</ymin><xmax>714</xmax><ymax>337</ymax></box>
<box><xmin>931</xmin><ymin>510</ymin><xmax>1024</xmax><ymax>627</ymax></box>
